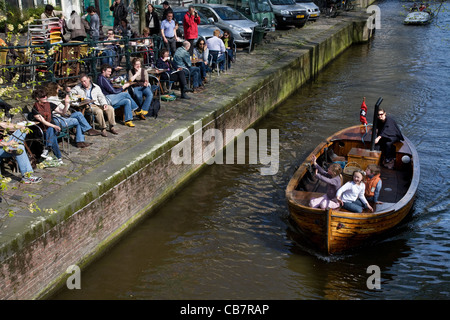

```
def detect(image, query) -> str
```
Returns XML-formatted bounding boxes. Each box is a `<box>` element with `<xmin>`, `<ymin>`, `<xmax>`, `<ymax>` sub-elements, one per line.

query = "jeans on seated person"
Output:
<box><xmin>0</xmin><ymin>130</ymin><xmax>33</xmax><ymax>175</ymax></box>
<box><xmin>44</xmin><ymin>127</ymin><xmax>62</xmax><ymax>159</ymax></box>
<box><xmin>101</xmin><ymin>49</ymin><xmax>116</xmax><ymax>67</ymax></box>
<box><xmin>107</xmin><ymin>92</ymin><xmax>139</xmax><ymax>122</ymax></box>
<box><xmin>196</xmin><ymin>61</ymin><xmax>209</xmax><ymax>80</ymax></box>
<box><xmin>342</xmin><ymin>198</ymin><xmax>367</xmax><ymax>213</ymax></box>
<box><xmin>188</xmin><ymin>66</ymin><xmax>202</xmax><ymax>88</ymax></box>
<box><xmin>53</xmin><ymin>116</ymin><xmax>85</xmax><ymax>143</ymax></box>
<box><xmin>133</xmin><ymin>86</ymin><xmax>153</xmax><ymax>112</ymax></box>
<box><xmin>69</xmin><ymin>111</ymin><xmax>92</xmax><ymax>134</ymax></box>
<box><xmin>225</xmin><ymin>49</ymin><xmax>233</xmax><ymax>69</ymax></box>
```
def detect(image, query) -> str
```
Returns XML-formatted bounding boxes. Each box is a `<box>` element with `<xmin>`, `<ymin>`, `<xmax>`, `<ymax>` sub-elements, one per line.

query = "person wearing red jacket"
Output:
<box><xmin>183</xmin><ymin>6</ymin><xmax>201</xmax><ymax>55</ymax></box>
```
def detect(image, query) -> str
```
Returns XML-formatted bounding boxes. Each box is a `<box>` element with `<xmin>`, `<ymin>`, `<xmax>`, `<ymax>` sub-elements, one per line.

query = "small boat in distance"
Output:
<box><xmin>404</xmin><ymin>4</ymin><xmax>434</xmax><ymax>25</ymax></box>
<box><xmin>286</xmin><ymin>98</ymin><xmax>420</xmax><ymax>255</ymax></box>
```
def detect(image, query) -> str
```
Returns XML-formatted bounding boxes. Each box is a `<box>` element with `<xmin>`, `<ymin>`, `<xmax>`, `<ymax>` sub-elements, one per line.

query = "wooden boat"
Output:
<box><xmin>286</xmin><ymin>99</ymin><xmax>420</xmax><ymax>255</ymax></box>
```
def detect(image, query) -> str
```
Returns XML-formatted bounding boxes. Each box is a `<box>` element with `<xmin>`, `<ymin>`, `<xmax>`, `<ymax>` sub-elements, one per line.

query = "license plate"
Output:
<box><xmin>310</xmin><ymin>14</ymin><xmax>318</xmax><ymax>17</ymax></box>
<box><xmin>296</xmin><ymin>15</ymin><xmax>305</xmax><ymax>19</ymax></box>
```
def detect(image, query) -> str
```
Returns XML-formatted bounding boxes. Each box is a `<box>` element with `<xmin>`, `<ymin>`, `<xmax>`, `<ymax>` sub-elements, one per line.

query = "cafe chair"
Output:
<box><xmin>207</xmin><ymin>50</ymin><xmax>226</xmax><ymax>80</ymax></box>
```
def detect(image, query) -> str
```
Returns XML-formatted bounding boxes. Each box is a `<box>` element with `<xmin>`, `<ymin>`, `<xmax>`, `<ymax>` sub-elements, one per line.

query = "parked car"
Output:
<box><xmin>209</xmin><ymin>0</ymin><xmax>277</xmax><ymax>32</ymax></box>
<box><xmin>295</xmin><ymin>0</ymin><xmax>320</xmax><ymax>20</ymax></box>
<box><xmin>267</xmin><ymin>0</ymin><xmax>309</xmax><ymax>28</ymax></box>
<box><xmin>193</xmin><ymin>4</ymin><xmax>259</xmax><ymax>46</ymax></box>
<box><xmin>154</xmin><ymin>6</ymin><xmax>224</xmax><ymax>44</ymax></box>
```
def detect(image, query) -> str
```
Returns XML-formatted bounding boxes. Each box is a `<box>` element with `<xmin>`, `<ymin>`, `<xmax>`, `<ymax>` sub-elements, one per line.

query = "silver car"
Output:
<box><xmin>267</xmin><ymin>0</ymin><xmax>309</xmax><ymax>28</ymax></box>
<box><xmin>295</xmin><ymin>0</ymin><xmax>320</xmax><ymax>20</ymax></box>
<box><xmin>193</xmin><ymin>4</ymin><xmax>259</xmax><ymax>46</ymax></box>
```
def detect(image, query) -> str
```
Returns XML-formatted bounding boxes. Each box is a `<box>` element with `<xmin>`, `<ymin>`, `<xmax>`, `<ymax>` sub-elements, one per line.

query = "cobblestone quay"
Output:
<box><xmin>0</xmin><ymin>10</ymin><xmax>374</xmax><ymax>299</ymax></box>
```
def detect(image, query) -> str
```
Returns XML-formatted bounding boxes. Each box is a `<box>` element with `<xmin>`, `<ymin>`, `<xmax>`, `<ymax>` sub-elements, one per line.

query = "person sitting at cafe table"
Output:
<box><xmin>138</xmin><ymin>27</ymin><xmax>154</xmax><ymax>66</ymax></box>
<box><xmin>156</xmin><ymin>48</ymin><xmax>191</xmax><ymax>100</ymax></box>
<box><xmin>97</xmin><ymin>64</ymin><xmax>139</xmax><ymax>127</ymax></box>
<box><xmin>193</xmin><ymin>38</ymin><xmax>209</xmax><ymax>84</ymax></box>
<box><xmin>46</xmin><ymin>82</ymin><xmax>100</xmax><ymax>146</ymax></box>
<box><xmin>220</xmin><ymin>30</ymin><xmax>235</xmax><ymax>70</ymax></box>
<box><xmin>70</xmin><ymin>74</ymin><xmax>119</xmax><ymax>137</ymax></box>
<box><xmin>31</xmin><ymin>87</ymin><xmax>64</xmax><ymax>164</ymax></box>
<box><xmin>206</xmin><ymin>29</ymin><xmax>226</xmax><ymax>72</ymax></box>
<box><xmin>173</xmin><ymin>41</ymin><xmax>204</xmax><ymax>93</ymax></box>
<box><xmin>0</xmin><ymin>121</ymin><xmax>42</xmax><ymax>184</ymax></box>
<box><xmin>128</xmin><ymin>58</ymin><xmax>154</xmax><ymax>119</ymax></box>
<box><xmin>102</xmin><ymin>29</ymin><xmax>122</xmax><ymax>71</ymax></box>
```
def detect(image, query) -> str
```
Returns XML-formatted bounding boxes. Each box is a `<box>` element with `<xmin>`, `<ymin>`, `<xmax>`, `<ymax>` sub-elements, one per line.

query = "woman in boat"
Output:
<box><xmin>336</xmin><ymin>170</ymin><xmax>373</xmax><ymax>213</ymax></box>
<box><xmin>364</xmin><ymin>164</ymin><xmax>382</xmax><ymax>204</ymax></box>
<box><xmin>309</xmin><ymin>155</ymin><xmax>342</xmax><ymax>209</ymax></box>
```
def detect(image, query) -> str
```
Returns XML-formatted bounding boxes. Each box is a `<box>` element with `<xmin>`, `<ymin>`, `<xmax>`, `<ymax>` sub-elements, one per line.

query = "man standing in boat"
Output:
<box><xmin>374</xmin><ymin>109</ymin><xmax>403</xmax><ymax>169</ymax></box>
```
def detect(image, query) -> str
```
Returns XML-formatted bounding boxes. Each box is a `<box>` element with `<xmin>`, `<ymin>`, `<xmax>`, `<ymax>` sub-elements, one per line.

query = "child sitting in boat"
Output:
<box><xmin>309</xmin><ymin>155</ymin><xmax>342</xmax><ymax>210</ymax></box>
<box><xmin>364</xmin><ymin>164</ymin><xmax>382</xmax><ymax>205</ymax></box>
<box><xmin>336</xmin><ymin>170</ymin><xmax>374</xmax><ymax>213</ymax></box>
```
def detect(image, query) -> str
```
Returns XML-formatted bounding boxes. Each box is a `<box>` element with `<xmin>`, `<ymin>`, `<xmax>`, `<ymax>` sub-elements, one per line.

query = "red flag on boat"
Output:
<box><xmin>360</xmin><ymin>97</ymin><xmax>368</xmax><ymax>125</ymax></box>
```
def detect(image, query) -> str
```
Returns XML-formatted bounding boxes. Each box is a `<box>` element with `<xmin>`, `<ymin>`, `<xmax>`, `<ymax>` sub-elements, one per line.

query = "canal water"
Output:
<box><xmin>53</xmin><ymin>0</ymin><xmax>450</xmax><ymax>300</ymax></box>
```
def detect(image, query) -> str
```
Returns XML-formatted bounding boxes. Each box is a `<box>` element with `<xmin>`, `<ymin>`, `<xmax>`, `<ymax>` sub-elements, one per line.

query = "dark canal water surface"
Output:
<box><xmin>54</xmin><ymin>1</ymin><xmax>450</xmax><ymax>300</ymax></box>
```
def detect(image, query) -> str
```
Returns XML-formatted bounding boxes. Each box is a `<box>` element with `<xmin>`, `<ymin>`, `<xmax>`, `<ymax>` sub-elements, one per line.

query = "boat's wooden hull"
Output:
<box><xmin>286</xmin><ymin>125</ymin><xmax>419</xmax><ymax>254</ymax></box>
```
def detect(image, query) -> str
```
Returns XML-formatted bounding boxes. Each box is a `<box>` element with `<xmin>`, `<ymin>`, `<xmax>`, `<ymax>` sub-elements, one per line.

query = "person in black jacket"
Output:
<box><xmin>161</xmin><ymin>1</ymin><xmax>173</xmax><ymax>21</ymax></box>
<box><xmin>110</xmin><ymin>0</ymin><xmax>128</xmax><ymax>28</ymax></box>
<box><xmin>145</xmin><ymin>3</ymin><xmax>161</xmax><ymax>36</ymax></box>
<box><xmin>156</xmin><ymin>48</ymin><xmax>190</xmax><ymax>99</ymax></box>
<box><xmin>374</xmin><ymin>109</ymin><xmax>404</xmax><ymax>168</ymax></box>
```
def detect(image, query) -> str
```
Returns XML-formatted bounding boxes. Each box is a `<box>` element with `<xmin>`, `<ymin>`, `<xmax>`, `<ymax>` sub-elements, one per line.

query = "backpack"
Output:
<box><xmin>147</xmin><ymin>98</ymin><xmax>160</xmax><ymax>118</ymax></box>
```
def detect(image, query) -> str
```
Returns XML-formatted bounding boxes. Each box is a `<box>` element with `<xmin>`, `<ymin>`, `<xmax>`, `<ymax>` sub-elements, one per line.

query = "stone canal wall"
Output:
<box><xmin>0</xmin><ymin>13</ymin><xmax>374</xmax><ymax>299</ymax></box>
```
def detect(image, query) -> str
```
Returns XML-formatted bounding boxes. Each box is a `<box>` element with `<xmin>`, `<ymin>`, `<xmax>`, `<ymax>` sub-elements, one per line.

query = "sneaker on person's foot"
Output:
<box><xmin>21</xmin><ymin>176</ymin><xmax>42</xmax><ymax>184</ymax></box>
<box><xmin>41</xmin><ymin>149</ymin><xmax>49</xmax><ymax>159</ymax></box>
<box><xmin>57</xmin><ymin>158</ymin><xmax>64</xmax><ymax>165</ymax></box>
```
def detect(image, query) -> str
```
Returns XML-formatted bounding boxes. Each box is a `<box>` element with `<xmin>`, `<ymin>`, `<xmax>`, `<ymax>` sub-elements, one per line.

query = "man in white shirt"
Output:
<box><xmin>70</xmin><ymin>74</ymin><xmax>118</xmax><ymax>137</ymax></box>
<box><xmin>206</xmin><ymin>29</ymin><xmax>226</xmax><ymax>72</ymax></box>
